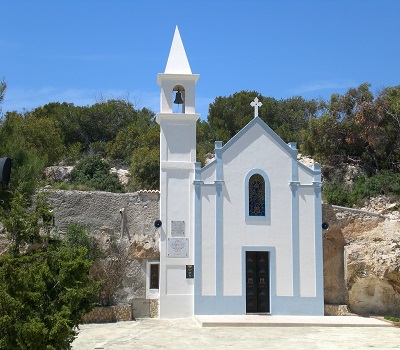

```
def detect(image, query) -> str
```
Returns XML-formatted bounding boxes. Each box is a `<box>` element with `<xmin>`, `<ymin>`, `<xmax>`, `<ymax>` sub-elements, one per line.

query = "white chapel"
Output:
<box><xmin>156</xmin><ymin>27</ymin><xmax>324</xmax><ymax>318</ymax></box>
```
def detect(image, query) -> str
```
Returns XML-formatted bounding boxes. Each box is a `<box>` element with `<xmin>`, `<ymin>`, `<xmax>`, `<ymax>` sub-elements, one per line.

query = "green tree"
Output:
<box><xmin>0</xmin><ymin>190</ymin><xmax>49</xmax><ymax>256</ymax></box>
<box><xmin>0</xmin><ymin>188</ymin><xmax>98</xmax><ymax>349</ymax></box>
<box><xmin>23</xmin><ymin>114</ymin><xmax>65</xmax><ymax>165</ymax></box>
<box><xmin>127</xmin><ymin>123</ymin><xmax>160</xmax><ymax>191</ymax></box>
<box><xmin>196</xmin><ymin>119</ymin><xmax>216</xmax><ymax>165</ymax></box>
<box><xmin>0</xmin><ymin>235</ymin><xmax>98</xmax><ymax>349</ymax></box>
<box><xmin>107</xmin><ymin>108</ymin><xmax>156</xmax><ymax>163</ymax></box>
<box><xmin>0</xmin><ymin>112</ymin><xmax>46</xmax><ymax>199</ymax></box>
<box><xmin>208</xmin><ymin>90</ymin><xmax>264</xmax><ymax>144</ymax></box>
<box><xmin>273</xmin><ymin>96</ymin><xmax>320</xmax><ymax>143</ymax></box>
<box><xmin>207</xmin><ymin>91</ymin><xmax>321</xmax><ymax>147</ymax></box>
<box><xmin>129</xmin><ymin>146</ymin><xmax>159</xmax><ymax>191</ymax></box>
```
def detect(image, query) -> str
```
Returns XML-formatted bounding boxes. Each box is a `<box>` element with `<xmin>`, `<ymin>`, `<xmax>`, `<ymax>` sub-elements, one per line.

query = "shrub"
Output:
<box><xmin>0</xmin><ymin>242</ymin><xmax>99</xmax><ymax>349</ymax></box>
<box><xmin>322</xmin><ymin>181</ymin><xmax>352</xmax><ymax>207</ymax></box>
<box><xmin>323</xmin><ymin>170</ymin><xmax>400</xmax><ymax>207</ymax></box>
<box><xmin>0</xmin><ymin>202</ymin><xmax>98</xmax><ymax>349</ymax></box>
<box><xmin>70</xmin><ymin>155</ymin><xmax>122</xmax><ymax>192</ymax></box>
<box><xmin>351</xmin><ymin>170</ymin><xmax>400</xmax><ymax>200</ymax></box>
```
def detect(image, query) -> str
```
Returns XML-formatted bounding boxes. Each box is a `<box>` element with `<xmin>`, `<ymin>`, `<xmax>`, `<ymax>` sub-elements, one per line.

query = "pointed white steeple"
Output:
<box><xmin>164</xmin><ymin>26</ymin><xmax>192</xmax><ymax>74</ymax></box>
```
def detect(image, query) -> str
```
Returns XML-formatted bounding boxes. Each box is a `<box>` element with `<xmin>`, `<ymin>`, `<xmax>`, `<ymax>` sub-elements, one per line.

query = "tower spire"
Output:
<box><xmin>164</xmin><ymin>26</ymin><xmax>192</xmax><ymax>74</ymax></box>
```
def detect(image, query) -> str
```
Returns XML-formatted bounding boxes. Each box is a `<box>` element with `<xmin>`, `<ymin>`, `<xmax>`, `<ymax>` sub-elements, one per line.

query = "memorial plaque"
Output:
<box><xmin>186</xmin><ymin>265</ymin><xmax>194</xmax><ymax>279</ymax></box>
<box><xmin>171</xmin><ymin>221</ymin><xmax>185</xmax><ymax>237</ymax></box>
<box><xmin>167</xmin><ymin>238</ymin><xmax>189</xmax><ymax>258</ymax></box>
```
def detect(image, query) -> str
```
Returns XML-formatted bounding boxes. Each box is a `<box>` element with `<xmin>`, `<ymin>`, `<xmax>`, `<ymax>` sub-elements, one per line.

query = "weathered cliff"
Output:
<box><xmin>323</xmin><ymin>204</ymin><xmax>400</xmax><ymax>316</ymax></box>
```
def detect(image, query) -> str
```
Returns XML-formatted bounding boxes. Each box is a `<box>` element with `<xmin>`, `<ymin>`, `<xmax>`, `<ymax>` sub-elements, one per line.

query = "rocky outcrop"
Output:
<box><xmin>110</xmin><ymin>167</ymin><xmax>130</xmax><ymax>186</ymax></box>
<box><xmin>43</xmin><ymin>166</ymin><xmax>130</xmax><ymax>186</ymax></box>
<box><xmin>43</xmin><ymin>166</ymin><xmax>73</xmax><ymax>182</ymax></box>
<box><xmin>323</xmin><ymin>204</ymin><xmax>400</xmax><ymax>316</ymax></box>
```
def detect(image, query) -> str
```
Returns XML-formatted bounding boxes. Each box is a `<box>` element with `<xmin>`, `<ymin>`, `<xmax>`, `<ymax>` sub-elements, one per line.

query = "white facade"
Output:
<box><xmin>156</xmin><ymin>27</ymin><xmax>324</xmax><ymax>318</ymax></box>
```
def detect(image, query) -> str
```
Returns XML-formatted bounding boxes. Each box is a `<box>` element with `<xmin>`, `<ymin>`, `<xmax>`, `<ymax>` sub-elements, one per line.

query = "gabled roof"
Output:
<box><xmin>200</xmin><ymin>117</ymin><xmax>320</xmax><ymax>176</ymax></box>
<box><xmin>164</xmin><ymin>26</ymin><xmax>192</xmax><ymax>74</ymax></box>
<box><xmin>221</xmin><ymin>116</ymin><xmax>296</xmax><ymax>158</ymax></box>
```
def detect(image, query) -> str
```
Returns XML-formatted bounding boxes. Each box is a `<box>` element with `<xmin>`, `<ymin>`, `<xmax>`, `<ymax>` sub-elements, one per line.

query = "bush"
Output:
<box><xmin>323</xmin><ymin>170</ymin><xmax>400</xmax><ymax>207</ymax></box>
<box><xmin>0</xmin><ymin>242</ymin><xmax>99</xmax><ymax>349</ymax></box>
<box><xmin>70</xmin><ymin>155</ymin><xmax>122</xmax><ymax>192</ymax></box>
<box><xmin>351</xmin><ymin>170</ymin><xmax>400</xmax><ymax>200</ymax></box>
<box><xmin>0</xmin><ymin>202</ymin><xmax>98</xmax><ymax>349</ymax></box>
<box><xmin>65</xmin><ymin>223</ymin><xmax>101</xmax><ymax>262</ymax></box>
<box><xmin>322</xmin><ymin>181</ymin><xmax>352</xmax><ymax>207</ymax></box>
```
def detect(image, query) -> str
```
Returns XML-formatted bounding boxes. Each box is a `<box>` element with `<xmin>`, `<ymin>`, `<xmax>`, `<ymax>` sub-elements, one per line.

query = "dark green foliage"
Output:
<box><xmin>0</xmin><ymin>113</ymin><xmax>47</xmax><ymax>198</ymax></box>
<box><xmin>0</xmin><ymin>190</ymin><xmax>98</xmax><ymax>349</ymax></box>
<box><xmin>70</xmin><ymin>155</ymin><xmax>122</xmax><ymax>192</ymax></box>
<box><xmin>323</xmin><ymin>171</ymin><xmax>400</xmax><ymax>206</ymax></box>
<box><xmin>2</xmin><ymin>82</ymin><xmax>400</xmax><ymax>193</ymax></box>
<box><xmin>351</xmin><ymin>171</ymin><xmax>400</xmax><ymax>200</ymax></box>
<box><xmin>129</xmin><ymin>146</ymin><xmax>159</xmax><ymax>191</ymax></box>
<box><xmin>0</xmin><ymin>190</ymin><xmax>52</xmax><ymax>256</ymax></box>
<box><xmin>322</xmin><ymin>181</ymin><xmax>352</xmax><ymax>207</ymax></box>
<box><xmin>384</xmin><ymin>315</ymin><xmax>400</xmax><ymax>322</ymax></box>
<box><xmin>196</xmin><ymin>119</ymin><xmax>216</xmax><ymax>166</ymax></box>
<box><xmin>106</xmin><ymin>108</ymin><xmax>156</xmax><ymax>163</ymax></box>
<box><xmin>64</xmin><ymin>223</ymin><xmax>101</xmax><ymax>261</ymax></box>
<box><xmin>207</xmin><ymin>90</ymin><xmax>320</xmax><ymax>147</ymax></box>
<box><xmin>0</xmin><ymin>240</ymin><xmax>98</xmax><ymax>350</ymax></box>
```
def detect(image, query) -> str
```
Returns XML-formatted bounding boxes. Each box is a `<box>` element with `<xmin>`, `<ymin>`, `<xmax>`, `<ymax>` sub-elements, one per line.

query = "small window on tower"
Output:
<box><xmin>150</xmin><ymin>263</ymin><xmax>159</xmax><ymax>290</ymax></box>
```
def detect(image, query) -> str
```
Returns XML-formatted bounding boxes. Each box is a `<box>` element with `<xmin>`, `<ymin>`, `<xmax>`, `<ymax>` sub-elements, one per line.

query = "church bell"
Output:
<box><xmin>173</xmin><ymin>90</ymin><xmax>184</xmax><ymax>105</ymax></box>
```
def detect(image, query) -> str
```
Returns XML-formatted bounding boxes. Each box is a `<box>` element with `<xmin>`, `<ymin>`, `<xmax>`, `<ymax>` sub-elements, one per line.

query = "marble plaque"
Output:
<box><xmin>167</xmin><ymin>238</ymin><xmax>189</xmax><ymax>258</ymax></box>
<box><xmin>171</xmin><ymin>220</ymin><xmax>185</xmax><ymax>237</ymax></box>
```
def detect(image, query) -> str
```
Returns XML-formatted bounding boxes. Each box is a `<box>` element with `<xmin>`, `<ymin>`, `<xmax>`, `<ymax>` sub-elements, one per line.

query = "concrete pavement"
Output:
<box><xmin>72</xmin><ymin>316</ymin><xmax>400</xmax><ymax>350</ymax></box>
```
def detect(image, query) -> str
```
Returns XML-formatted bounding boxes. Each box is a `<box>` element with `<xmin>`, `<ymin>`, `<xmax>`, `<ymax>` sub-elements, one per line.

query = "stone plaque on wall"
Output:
<box><xmin>167</xmin><ymin>238</ymin><xmax>189</xmax><ymax>258</ymax></box>
<box><xmin>171</xmin><ymin>221</ymin><xmax>185</xmax><ymax>237</ymax></box>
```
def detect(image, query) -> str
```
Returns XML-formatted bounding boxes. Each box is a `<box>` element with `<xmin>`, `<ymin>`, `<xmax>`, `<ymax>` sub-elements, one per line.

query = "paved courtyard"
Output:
<box><xmin>72</xmin><ymin>317</ymin><xmax>400</xmax><ymax>350</ymax></box>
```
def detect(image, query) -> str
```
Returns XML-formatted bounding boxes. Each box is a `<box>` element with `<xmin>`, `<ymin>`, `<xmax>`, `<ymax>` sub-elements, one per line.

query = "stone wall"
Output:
<box><xmin>3</xmin><ymin>189</ymin><xmax>398</xmax><ymax>317</ymax></box>
<box><xmin>45</xmin><ymin>189</ymin><xmax>160</xmax><ymax>311</ymax></box>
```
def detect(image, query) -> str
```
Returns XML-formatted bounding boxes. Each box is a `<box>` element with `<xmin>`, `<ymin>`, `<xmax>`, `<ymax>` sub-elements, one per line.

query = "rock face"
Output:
<box><xmin>323</xmin><ymin>204</ymin><xmax>400</xmax><ymax>316</ymax></box>
<box><xmin>110</xmin><ymin>168</ymin><xmax>130</xmax><ymax>186</ymax></box>
<box><xmin>43</xmin><ymin>166</ymin><xmax>74</xmax><ymax>182</ymax></box>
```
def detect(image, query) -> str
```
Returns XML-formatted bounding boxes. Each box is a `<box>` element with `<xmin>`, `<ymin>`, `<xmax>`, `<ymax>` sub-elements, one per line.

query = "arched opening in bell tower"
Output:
<box><xmin>172</xmin><ymin>85</ymin><xmax>185</xmax><ymax>113</ymax></box>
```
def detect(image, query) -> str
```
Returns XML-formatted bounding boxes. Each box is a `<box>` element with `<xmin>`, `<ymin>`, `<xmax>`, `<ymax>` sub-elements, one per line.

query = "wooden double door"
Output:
<box><xmin>246</xmin><ymin>251</ymin><xmax>270</xmax><ymax>313</ymax></box>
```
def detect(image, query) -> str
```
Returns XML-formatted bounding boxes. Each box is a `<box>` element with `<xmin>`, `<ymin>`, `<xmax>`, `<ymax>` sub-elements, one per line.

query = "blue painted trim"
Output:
<box><xmin>199</xmin><ymin>159</ymin><xmax>216</xmax><ymax>173</ymax></box>
<box><xmin>215</xmin><ymin>141</ymin><xmax>223</xmax><ymax>182</ymax></box>
<box><xmin>291</xmin><ymin>184</ymin><xmax>300</xmax><ymax>297</ymax></box>
<box><xmin>194</xmin><ymin>296</ymin><xmax>323</xmax><ymax>315</ymax></box>
<box><xmin>215</xmin><ymin>183</ymin><xmax>223</xmax><ymax>296</ymax></box>
<box><xmin>244</xmin><ymin>169</ymin><xmax>271</xmax><ymax>222</ymax></box>
<box><xmin>194</xmin><ymin>181</ymin><xmax>202</xmax><ymax>300</ymax></box>
<box><xmin>214</xmin><ymin>141</ymin><xmax>224</xmax><ymax>296</ymax></box>
<box><xmin>194</xmin><ymin>245</ymin><xmax>323</xmax><ymax>315</ymax></box>
<box><xmin>290</xmin><ymin>144</ymin><xmax>299</xmax><ymax>183</ymax></box>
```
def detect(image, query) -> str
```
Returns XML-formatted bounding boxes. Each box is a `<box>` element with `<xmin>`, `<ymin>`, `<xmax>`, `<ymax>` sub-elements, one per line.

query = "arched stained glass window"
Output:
<box><xmin>249</xmin><ymin>174</ymin><xmax>265</xmax><ymax>216</ymax></box>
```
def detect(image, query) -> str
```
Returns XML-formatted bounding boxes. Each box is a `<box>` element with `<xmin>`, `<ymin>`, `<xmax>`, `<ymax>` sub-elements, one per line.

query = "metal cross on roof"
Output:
<box><xmin>250</xmin><ymin>97</ymin><xmax>262</xmax><ymax>118</ymax></box>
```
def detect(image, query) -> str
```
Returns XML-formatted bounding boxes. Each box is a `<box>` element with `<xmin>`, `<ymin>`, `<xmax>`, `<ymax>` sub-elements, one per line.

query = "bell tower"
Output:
<box><xmin>156</xmin><ymin>26</ymin><xmax>200</xmax><ymax>318</ymax></box>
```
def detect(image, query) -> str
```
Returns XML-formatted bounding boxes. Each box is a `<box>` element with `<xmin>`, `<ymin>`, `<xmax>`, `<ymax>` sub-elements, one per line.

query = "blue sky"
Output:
<box><xmin>1</xmin><ymin>0</ymin><xmax>399</xmax><ymax>120</ymax></box>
